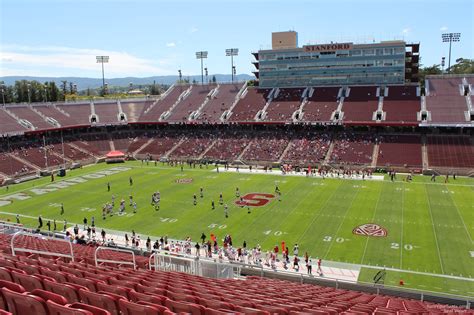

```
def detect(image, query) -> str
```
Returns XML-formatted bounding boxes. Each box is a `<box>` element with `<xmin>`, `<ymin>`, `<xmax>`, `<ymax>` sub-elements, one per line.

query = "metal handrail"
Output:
<box><xmin>94</xmin><ymin>246</ymin><xmax>136</xmax><ymax>270</ymax></box>
<box><xmin>10</xmin><ymin>230</ymin><xmax>74</xmax><ymax>261</ymax></box>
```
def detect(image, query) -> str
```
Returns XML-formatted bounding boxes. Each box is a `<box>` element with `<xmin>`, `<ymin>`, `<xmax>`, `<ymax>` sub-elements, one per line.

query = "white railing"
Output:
<box><xmin>94</xmin><ymin>246</ymin><xmax>136</xmax><ymax>269</ymax></box>
<box><xmin>10</xmin><ymin>230</ymin><xmax>74</xmax><ymax>261</ymax></box>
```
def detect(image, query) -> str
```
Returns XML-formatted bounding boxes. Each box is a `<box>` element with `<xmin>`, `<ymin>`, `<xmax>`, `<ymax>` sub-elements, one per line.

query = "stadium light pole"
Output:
<box><xmin>178</xmin><ymin>69</ymin><xmax>182</xmax><ymax>83</ymax></box>
<box><xmin>195</xmin><ymin>51</ymin><xmax>208</xmax><ymax>85</ymax></box>
<box><xmin>441</xmin><ymin>57</ymin><xmax>445</xmax><ymax>73</ymax></box>
<box><xmin>0</xmin><ymin>85</ymin><xmax>5</xmax><ymax>107</ymax></box>
<box><xmin>441</xmin><ymin>33</ymin><xmax>460</xmax><ymax>73</ymax></box>
<box><xmin>27</xmin><ymin>83</ymin><xmax>31</xmax><ymax>104</ymax></box>
<box><xmin>96</xmin><ymin>55</ymin><xmax>109</xmax><ymax>95</ymax></box>
<box><xmin>226</xmin><ymin>48</ymin><xmax>239</xmax><ymax>82</ymax></box>
<box><xmin>204</xmin><ymin>67</ymin><xmax>208</xmax><ymax>84</ymax></box>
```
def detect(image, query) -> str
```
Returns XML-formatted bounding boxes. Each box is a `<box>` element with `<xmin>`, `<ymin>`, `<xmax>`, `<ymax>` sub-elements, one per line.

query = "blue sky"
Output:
<box><xmin>1</xmin><ymin>0</ymin><xmax>472</xmax><ymax>78</ymax></box>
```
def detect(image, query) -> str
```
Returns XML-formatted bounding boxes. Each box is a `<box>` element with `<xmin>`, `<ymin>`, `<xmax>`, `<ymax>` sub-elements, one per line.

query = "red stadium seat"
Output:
<box><xmin>31</xmin><ymin>288</ymin><xmax>68</xmax><ymax>305</ymax></box>
<box><xmin>70</xmin><ymin>302</ymin><xmax>112</xmax><ymax>315</ymax></box>
<box><xmin>11</xmin><ymin>271</ymin><xmax>43</xmax><ymax>291</ymax></box>
<box><xmin>1</xmin><ymin>287</ymin><xmax>48</xmax><ymax>315</ymax></box>
<box><xmin>0</xmin><ymin>268</ymin><xmax>12</xmax><ymax>282</ymax></box>
<box><xmin>78</xmin><ymin>289</ymin><xmax>121</xmax><ymax>315</ymax></box>
<box><xmin>96</xmin><ymin>282</ymin><xmax>131</xmax><ymax>299</ymax></box>
<box><xmin>119</xmin><ymin>299</ymin><xmax>162</xmax><ymax>315</ymax></box>
<box><xmin>43</xmin><ymin>279</ymin><xmax>82</xmax><ymax>303</ymax></box>
<box><xmin>68</xmin><ymin>275</ymin><xmax>101</xmax><ymax>292</ymax></box>
<box><xmin>128</xmin><ymin>290</ymin><xmax>167</xmax><ymax>305</ymax></box>
<box><xmin>47</xmin><ymin>300</ymin><xmax>94</xmax><ymax>315</ymax></box>
<box><xmin>165</xmin><ymin>299</ymin><xmax>206</xmax><ymax>315</ymax></box>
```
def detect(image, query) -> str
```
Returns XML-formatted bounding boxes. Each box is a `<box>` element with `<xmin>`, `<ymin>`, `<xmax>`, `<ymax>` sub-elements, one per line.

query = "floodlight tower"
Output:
<box><xmin>195</xmin><ymin>51</ymin><xmax>208</xmax><ymax>85</ymax></box>
<box><xmin>226</xmin><ymin>48</ymin><xmax>239</xmax><ymax>82</ymax></box>
<box><xmin>0</xmin><ymin>84</ymin><xmax>5</xmax><ymax>107</ymax></box>
<box><xmin>96</xmin><ymin>55</ymin><xmax>109</xmax><ymax>94</ymax></box>
<box><xmin>441</xmin><ymin>33</ymin><xmax>460</xmax><ymax>73</ymax></box>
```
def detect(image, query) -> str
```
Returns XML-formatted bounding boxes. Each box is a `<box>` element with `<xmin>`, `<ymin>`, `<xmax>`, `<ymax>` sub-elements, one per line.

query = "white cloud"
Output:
<box><xmin>0</xmin><ymin>44</ymin><xmax>175</xmax><ymax>77</ymax></box>
<box><xmin>166</xmin><ymin>42</ymin><xmax>176</xmax><ymax>47</ymax></box>
<box><xmin>402</xmin><ymin>28</ymin><xmax>411</xmax><ymax>35</ymax></box>
<box><xmin>440</xmin><ymin>26</ymin><xmax>448</xmax><ymax>31</ymax></box>
<box><xmin>189</xmin><ymin>26</ymin><xmax>198</xmax><ymax>33</ymax></box>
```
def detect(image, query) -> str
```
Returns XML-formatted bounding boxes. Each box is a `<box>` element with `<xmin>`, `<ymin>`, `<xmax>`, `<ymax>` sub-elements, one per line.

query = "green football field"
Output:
<box><xmin>0</xmin><ymin>161</ymin><xmax>473</xmax><ymax>297</ymax></box>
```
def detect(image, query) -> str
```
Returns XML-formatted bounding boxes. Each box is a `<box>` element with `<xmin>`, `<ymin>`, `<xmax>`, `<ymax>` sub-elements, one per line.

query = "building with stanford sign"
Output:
<box><xmin>253</xmin><ymin>31</ymin><xmax>419</xmax><ymax>87</ymax></box>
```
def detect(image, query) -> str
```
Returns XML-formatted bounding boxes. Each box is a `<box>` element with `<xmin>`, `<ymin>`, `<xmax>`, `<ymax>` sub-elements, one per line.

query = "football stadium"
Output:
<box><xmin>0</xmin><ymin>1</ymin><xmax>473</xmax><ymax>314</ymax></box>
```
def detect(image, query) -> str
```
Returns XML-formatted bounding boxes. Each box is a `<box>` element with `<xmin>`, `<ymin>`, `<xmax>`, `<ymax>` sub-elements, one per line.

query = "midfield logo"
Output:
<box><xmin>235</xmin><ymin>193</ymin><xmax>275</xmax><ymax>207</ymax></box>
<box><xmin>353</xmin><ymin>223</ymin><xmax>388</xmax><ymax>237</ymax></box>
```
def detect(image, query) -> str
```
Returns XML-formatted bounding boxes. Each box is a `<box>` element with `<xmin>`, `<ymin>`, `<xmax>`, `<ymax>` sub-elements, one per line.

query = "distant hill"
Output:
<box><xmin>0</xmin><ymin>74</ymin><xmax>254</xmax><ymax>90</ymax></box>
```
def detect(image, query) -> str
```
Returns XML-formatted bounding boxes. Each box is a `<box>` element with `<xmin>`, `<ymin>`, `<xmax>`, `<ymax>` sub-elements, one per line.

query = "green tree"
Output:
<box><xmin>61</xmin><ymin>80</ymin><xmax>68</xmax><ymax>100</ymax></box>
<box><xmin>448</xmin><ymin>58</ymin><xmax>474</xmax><ymax>74</ymax></box>
<box><xmin>212</xmin><ymin>75</ymin><xmax>217</xmax><ymax>83</ymax></box>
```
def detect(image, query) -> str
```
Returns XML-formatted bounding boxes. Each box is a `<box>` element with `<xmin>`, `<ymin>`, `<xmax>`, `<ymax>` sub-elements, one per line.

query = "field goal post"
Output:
<box><xmin>10</xmin><ymin>230</ymin><xmax>75</xmax><ymax>262</ymax></box>
<box><xmin>94</xmin><ymin>246</ymin><xmax>136</xmax><ymax>270</ymax></box>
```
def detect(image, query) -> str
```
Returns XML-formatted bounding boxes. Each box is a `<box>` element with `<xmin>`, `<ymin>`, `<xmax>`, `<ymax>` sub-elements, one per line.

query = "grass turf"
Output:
<box><xmin>0</xmin><ymin>161</ymin><xmax>472</xmax><ymax>297</ymax></box>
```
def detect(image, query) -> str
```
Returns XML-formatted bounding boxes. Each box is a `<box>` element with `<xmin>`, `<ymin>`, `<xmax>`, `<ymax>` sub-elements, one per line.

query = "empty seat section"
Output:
<box><xmin>139</xmin><ymin>85</ymin><xmax>188</xmax><ymax>122</ymax></box>
<box><xmin>57</xmin><ymin>104</ymin><xmax>92</xmax><ymax>125</ymax></box>
<box><xmin>383</xmin><ymin>86</ymin><xmax>420</xmax><ymax>124</ymax></box>
<box><xmin>265</xmin><ymin>88</ymin><xmax>304</xmax><ymax>122</ymax></box>
<box><xmin>94</xmin><ymin>103</ymin><xmax>119</xmax><ymax>124</ymax></box>
<box><xmin>425</xmin><ymin>78</ymin><xmax>469</xmax><ymax>124</ymax></box>
<box><xmin>342</xmin><ymin>86</ymin><xmax>378</xmax><ymax>123</ymax></box>
<box><xmin>302</xmin><ymin>87</ymin><xmax>340</xmax><ymax>123</ymax></box>
<box><xmin>229</xmin><ymin>88</ymin><xmax>271</xmax><ymax>122</ymax></box>
<box><xmin>34</xmin><ymin>105</ymin><xmax>80</xmax><ymax>127</ymax></box>
<box><xmin>120</xmin><ymin>101</ymin><xmax>148</xmax><ymax>122</ymax></box>
<box><xmin>197</xmin><ymin>83</ymin><xmax>242</xmax><ymax>123</ymax></box>
<box><xmin>427</xmin><ymin>135</ymin><xmax>474</xmax><ymax>168</ymax></box>
<box><xmin>167</xmin><ymin>85</ymin><xmax>212</xmax><ymax>122</ymax></box>
<box><xmin>7</xmin><ymin>106</ymin><xmax>54</xmax><ymax>130</ymax></box>
<box><xmin>0</xmin><ymin>109</ymin><xmax>28</xmax><ymax>135</ymax></box>
<box><xmin>377</xmin><ymin>135</ymin><xmax>422</xmax><ymax>167</ymax></box>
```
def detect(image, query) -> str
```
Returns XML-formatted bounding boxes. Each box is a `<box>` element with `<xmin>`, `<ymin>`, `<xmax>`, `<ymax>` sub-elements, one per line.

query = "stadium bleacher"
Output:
<box><xmin>427</xmin><ymin>135</ymin><xmax>474</xmax><ymax>169</ymax></box>
<box><xmin>196</xmin><ymin>83</ymin><xmax>243</xmax><ymax>123</ymax></box>
<box><xmin>229</xmin><ymin>88</ymin><xmax>271</xmax><ymax>122</ymax></box>
<box><xmin>166</xmin><ymin>85</ymin><xmax>212</xmax><ymax>122</ymax></box>
<box><xmin>0</xmin><ymin>232</ymin><xmax>471</xmax><ymax>314</ymax></box>
<box><xmin>301</xmin><ymin>87</ymin><xmax>340</xmax><ymax>123</ymax></box>
<box><xmin>383</xmin><ymin>86</ymin><xmax>420</xmax><ymax>125</ymax></box>
<box><xmin>264</xmin><ymin>88</ymin><xmax>304</xmax><ymax>122</ymax></box>
<box><xmin>377</xmin><ymin>135</ymin><xmax>422</xmax><ymax>168</ymax></box>
<box><xmin>425</xmin><ymin>77</ymin><xmax>470</xmax><ymax>125</ymax></box>
<box><xmin>7</xmin><ymin>106</ymin><xmax>55</xmax><ymax>130</ymax></box>
<box><xmin>342</xmin><ymin>86</ymin><xmax>379</xmax><ymax>124</ymax></box>
<box><xmin>139</xmin><ymin>85</ymin><xmax>188</xmax><ymax>122</ymax></box>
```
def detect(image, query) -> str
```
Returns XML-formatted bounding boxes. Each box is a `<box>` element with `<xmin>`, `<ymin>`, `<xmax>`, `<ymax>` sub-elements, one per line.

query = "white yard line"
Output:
<box><xmin>424</xmin><ymin>185</ymin><xmax>445</xmax><ymax>274</ymax></box>
<box><xmin>323</xmin><ymin>187</ymin><xmax>359</xmax><ymax>259</ymax></box>
<box><xmin>296</xmin><ymin>182</ymin><xmax>345</xmax><ymax>245</ymax></box>
<box><xmin>444</xmin><ymin>185</ymin><xmax>474</xmax><ymax>245</ymax></box>
<box><xmin>400</xmin><ymin>182</ymin><xmax>405</xmax><ymax>269</ymax></box>
<box><xmin>360</xmin><ymin>184</ymin><xmax>384</xmax><ymax>264</ymax></box>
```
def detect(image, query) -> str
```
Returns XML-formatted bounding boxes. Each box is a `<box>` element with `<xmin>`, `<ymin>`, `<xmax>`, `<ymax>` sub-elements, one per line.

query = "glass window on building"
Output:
<box><xmin>384</xmin><ymin>48</ymin><xmax>393</xmax><ymax>55</ymax></box>
<box><xmin>364</xmin><ymin>49</ymin><xmax>375</xmax><ymax>56</ymax></box>
<box><xmin>351</xmin><ymin>50</ymin><xmax>362</xmax><ymax>56</ymax></box>
<box><xmin>375</xmin><ymin>60</ymin><xmax>384</xmax><ymax>67</ymax></box>
<box><xmin>394</xmin><ymin>47</ymin><xmax>405</xmax><ymax>55</ymax></box>
<box><xmin>376</xmin><ymin>49</ymin><xmax>384</xmax><ymax>56</ymax></box>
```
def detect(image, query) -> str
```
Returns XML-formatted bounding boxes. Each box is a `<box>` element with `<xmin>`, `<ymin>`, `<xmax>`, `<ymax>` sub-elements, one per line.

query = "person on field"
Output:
<box><xmin>211</xmin><ymin>200</ymin><xmax>215</xmax><ymax>210</ymax></box>
<box><xmin>307</xmin><ymin>259</ymin><xmax>313</xmax><ymax>275</ymax></box>
<box><xmin>200</xmin><ymin>187</ymin><xmax>204</xmax><ymax>198</ymax></box>
<box><xmin>60</xmin><ymin>203</ymin><xmax>64</xmax><ymax>215</ymax></box>
<box><xmin>224</xmin><ymin>204</ymin><xmax>228</xmax><ymax>218</ymax></box>
<box><xmin>129</xmin><ymin>176</ymin><xmax>133</xmax><ymax>186</ymax></box>
<box><xmin>107</xmin><ymin>182</ymin><xmax>110</xmax><ymax>192</ymax></box>
<box><xmin>219</xmin><ymin>193</ymin><xmax>223</xmax><ymax>205</ymax></box>
<box><xmin>317</xmin><ymin>258</ymin><xmax>323</xmax><ymax>275</ymax></box>
<box><xmin>38</xmin><ymin>215</ymin><xmax>43</xmax><ymax>229</ymax></box>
